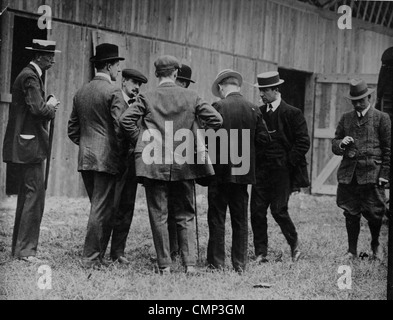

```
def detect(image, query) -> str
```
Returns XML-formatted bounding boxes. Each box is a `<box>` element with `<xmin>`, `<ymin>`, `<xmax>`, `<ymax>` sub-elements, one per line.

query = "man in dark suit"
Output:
<box><xmin>3</xmin><ymin>39</ymin><xmax>61</xmax><ymax>264</ymax></box>
<box><xmin>206</xmin><ymin>69</ymin><xmax>270</xmax><ymax>273</ymax></box>
<box><xmin>68</xmin><ymin>43</ymin><xmax>127</xmax><ymax>269</ymax></box>
<box><xmin>169</xmin><ymin>63</ymin><xmax>196</xmax><ymax>261</ymax></box>
<box><xmin>102</xmin><ymin>68</ymin><xmax>148</xmax><ymax>265</ymax></box>
<box><xmin>251</xmin><ymin>71</ymin><xmax>310</xmax><ymax>263</ymax></box>
<box><xmin>119</xmin><ymin>55</ymin><xmax>223</xmax><ymax>275</ymax></box>
<box><xmin>332</xmin><ymin>79</ymin><xmax>390</xmax><ymax>261</ymax></box>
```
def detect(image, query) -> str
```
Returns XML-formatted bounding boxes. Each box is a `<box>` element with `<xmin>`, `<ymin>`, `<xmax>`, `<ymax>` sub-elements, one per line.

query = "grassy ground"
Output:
<box><xmin>0</xmin><ymin>187</ymin><xmax>389</xmax><ymax>300</ymax></box>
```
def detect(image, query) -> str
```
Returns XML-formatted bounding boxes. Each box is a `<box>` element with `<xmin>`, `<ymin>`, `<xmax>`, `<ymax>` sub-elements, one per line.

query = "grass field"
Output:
<box><xmin>0</xmin><ymin>187</ymin><xmax>389</xmax><ymax>300</ymax></box>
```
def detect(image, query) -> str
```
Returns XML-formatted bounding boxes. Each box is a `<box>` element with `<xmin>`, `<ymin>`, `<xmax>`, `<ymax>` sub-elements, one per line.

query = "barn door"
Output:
<box><xmin>311</xmin><ymin>73</ymin><xmax>378</xmax><ymax>195</ymax></box>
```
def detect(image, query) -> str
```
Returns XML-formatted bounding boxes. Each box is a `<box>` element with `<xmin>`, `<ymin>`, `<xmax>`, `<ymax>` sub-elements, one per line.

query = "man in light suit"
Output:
<box><xmin>68</xmin><ymin>43</ymin><xmax>127</xmax><ymax>269</ymax></box>
<box><xmin>3</xmin><ymin>39</ymin><xmax>61</xmax><ymax>264</ymax></box>
<box><xmin>251</xmin><ymin>71</ymin><xmax>310</xmax><ymax>263</ymax></box>
<box><xmin>119</xmin><ymin>55</ymin><xmax>223</xmax><ymax>274</ymax></box>
<box><xmin>102</xmin><ymin>69</ymin><xmax>148</xmax><ymax>265</ymax></box>
<box><xmin>332</xmin><ymin>79</ymin><xmax>390</xmax><ymax>261</ymax></box>
<box><xmin>206</xmin><ymin>69</ymin><xmax>270</xmax><ymax>273</ymax></box>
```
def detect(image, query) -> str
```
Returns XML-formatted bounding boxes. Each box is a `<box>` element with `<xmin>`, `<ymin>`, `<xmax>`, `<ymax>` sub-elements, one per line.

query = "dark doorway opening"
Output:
<box><xmin>6</xmin><ymin>16</ymin><xmax>47</xmax><ymax>195</ymax></box>
<box><xmin>278</xmin><ymin>68</ymin><xmax>311</xmax><ymax>113</ymax></box>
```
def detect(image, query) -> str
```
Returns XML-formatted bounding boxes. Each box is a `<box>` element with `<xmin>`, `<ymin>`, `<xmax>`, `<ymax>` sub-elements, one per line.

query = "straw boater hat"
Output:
<box><xmin>345</xmin><ymin>79</ymin><xmax>375</xmax><ymax>100</ymax></box>
<box><xmin>177</xmin><ymin>64</ymin><xmax>195</xmax><ymax>84</ymax></box>
<box><xmin>254</xmin><ymin>71</ymin><xmax>284</xmax><ymax>88</ymax></box>
<box><xmin>211</xmin><ymin>69</ymin><xmax>243</xmax><ymax>97</ymax></box>
<box><xmin>25</xmin><ymin>39</ymin><xmax>61</xmax><ymax>53</ymax></box>
<box><xmin>90</xmin><ymin>43</ymin><xmax>125</xmax><ymax>63</ymax></box>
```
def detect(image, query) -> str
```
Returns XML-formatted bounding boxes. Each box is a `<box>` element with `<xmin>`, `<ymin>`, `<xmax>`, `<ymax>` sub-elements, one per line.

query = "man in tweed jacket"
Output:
<box><xmin>332</xmin><ymin>78</ymin><xmax>391</xmax><ymax>261</ymax></box>
<box><xmin>120</xmin><ymin>55</ymin><xmax>223</xmax><ymax>275</ymax></box>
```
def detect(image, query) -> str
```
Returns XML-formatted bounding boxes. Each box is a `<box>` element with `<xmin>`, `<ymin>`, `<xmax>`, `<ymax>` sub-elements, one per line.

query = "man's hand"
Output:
<box><xmin>339</xmin><ymin>136</ymin><xmax>354</xmax><ymax>149</ymax></box>
<box><xmin>47</xmin><ymin>95</ymin><xmax>60</xmax><ymax>111</ymax></box>
<box><xmin>378</xmin><ymin>177</ymin><xmax>389</xmax><ymax>186</ymax></box>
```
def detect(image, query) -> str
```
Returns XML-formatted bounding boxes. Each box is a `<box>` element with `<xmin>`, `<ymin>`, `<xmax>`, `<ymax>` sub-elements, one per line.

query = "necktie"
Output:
<box><xmin>267</xmin><ymin>104</ymin><xmax>273</xmax><ymax>115</ymax></box>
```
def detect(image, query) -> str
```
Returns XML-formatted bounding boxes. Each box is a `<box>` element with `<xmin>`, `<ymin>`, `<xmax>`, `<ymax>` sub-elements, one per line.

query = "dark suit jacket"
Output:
<box><xmin>68</xmin><ymin>76</ymin><xmax>128</xmax><ymax>175</ymax></box>
<box><xmin>3</xmin><ymin>64</ymin><xmax>55</xmax><ymax>164</ymax></box>
<box><xmin>258</xmin><ymin>99</ymin><xmax>311</xmax><ymax>188</ymax></box>
<box><xmin>211</xmin><ymin>92</ymin><xmax>270</xmax><ymax>185</ymax></box>
<box><xmin>332</xmin><ymin>106</ymin><xmax>391</xmax><ymax>184</ymax></box>
<box><xmin>119</xmin><ymin>82</ymin><xmax>223</xmax><ymax>181</ymax></box>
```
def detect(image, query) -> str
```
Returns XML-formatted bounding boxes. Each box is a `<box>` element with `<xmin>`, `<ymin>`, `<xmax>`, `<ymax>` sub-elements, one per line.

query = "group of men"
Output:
<box><xmin>2</xmin><ymin>39</ymin><xmax>390</xmax><ymax>274</ymax></box>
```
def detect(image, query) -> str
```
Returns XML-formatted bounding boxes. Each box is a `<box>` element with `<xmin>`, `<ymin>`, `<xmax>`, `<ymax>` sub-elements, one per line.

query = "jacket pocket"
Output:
<box><xmin>17</xmin><ymin>134</ymin><xmax>40</xmax><ymax>163</ymax></box>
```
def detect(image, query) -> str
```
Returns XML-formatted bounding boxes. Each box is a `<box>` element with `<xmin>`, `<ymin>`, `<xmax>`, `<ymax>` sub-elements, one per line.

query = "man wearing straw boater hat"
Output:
<box><xmin>332</xmin><ymin>78</ymin><xmax>391</xmax><ymax>262</ymax></box>
<box><xmin>206</xmin><ymin>69</ymin><xmax>270</xmax><ymax>273</ymax></box>
<box><xmin>3</xmin><ymin>39</ymin><xmax>61</xmax><ymax>264</ymax></box>
<box><xmin>68</xmin><ymin>43</ymin><xmax>127</xmax><ymax>269</ymax></box>
<box><xmin>251</xmin><ymin>71</ymin><xmax>310</xmax><ymax>263</ymax></box>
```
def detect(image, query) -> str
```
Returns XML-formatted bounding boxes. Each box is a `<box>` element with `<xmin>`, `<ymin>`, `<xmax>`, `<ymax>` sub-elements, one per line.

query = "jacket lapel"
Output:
<box><xmin>27</xmin><ymin>64</ymin><xmax>44</xmax><ymax>90</ymax></box>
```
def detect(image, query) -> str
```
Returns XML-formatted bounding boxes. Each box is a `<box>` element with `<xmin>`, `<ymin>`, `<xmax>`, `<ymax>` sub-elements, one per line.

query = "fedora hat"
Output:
<box><xmin>25</xmin><ymin>39</ymin><xmax>61</xmax><ymax>53</ymax></box>
<box><xmin>346</xmin><ymin>79</ymin><xmax>375</xmax><ymax>100</ymax></box>
<box><xmin>122</xmin><ymin>69</ymin><xmax>148</xmax><ymax>84</ymax></box>
<box><xmin>177</xmin><ymin>64</ymin><xmax>195</xmax><ymax>83</ymax></box>
<box><xmin>254</xmin><ymin>71</ymin><xmax>284</xmax><ymax>88</ymax></box>
<box><xmin>211</xmin><ymin>69</ymin><xmax>243</xmax><ymax>97</ymax></box>
<box><xmin>155</xmin><ymin>55</ymin><xmax>181</xmax><ymax>72</ymax></box>
<box><xmin>90</xmin><ymin>43</ymin><xmax>125</xmax><ymax>63</ymax></box>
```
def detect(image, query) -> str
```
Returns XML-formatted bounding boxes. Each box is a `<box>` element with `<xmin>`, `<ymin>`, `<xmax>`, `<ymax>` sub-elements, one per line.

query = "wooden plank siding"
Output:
<box><xmin>1</xmin><ymin>0</ymin><xmax>393</xmax><ymax>198</ymax></box>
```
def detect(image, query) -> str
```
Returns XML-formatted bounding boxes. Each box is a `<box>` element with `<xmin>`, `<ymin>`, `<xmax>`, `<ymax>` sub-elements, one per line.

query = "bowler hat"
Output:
<box><xmin>90</xmin><ymin>43</ymin><xmax>125</xmax><ymax>63</ymax></box>
<box><xmin>154</xmin><ymin>55</ymin><xmax>181</xmax><ymax>72</ymax></box>
<box><xmin>254</xmin><ymin>71</ymin><xmax>284</xmax><ymax>88</ymax></box>
<box><xmin>346</xmin><ymin>79</ymin><xmax>375</xmax><ymax>100</ymax></box>
<box><xmin>211</xmin><ymin>69</ymin><xmax>243</xmax><ymax>97</ymax></box>
<box><xmin>122</xmin><ymin>69</ymin><xmax>148</xmax><ymax>84</ymax></box>
<box><xmin>177</xmin><ymin>64</ymin><xmax>195</xmax><ymax>83</ymax></box>
<box><xmin>25</xmin><ymin>39</ymin><xmax>61</xmax><ymax>53</ymax></box>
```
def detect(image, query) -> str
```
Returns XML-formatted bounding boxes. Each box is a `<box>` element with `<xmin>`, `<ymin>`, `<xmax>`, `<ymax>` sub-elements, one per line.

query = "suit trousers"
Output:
<box><xmin>81</xmin><ymin>171</ymin><xmax>117</xmax><ymax>264</ymax></box>
<box><xmin>144</xmin><ymin>178</ymin><xmax>196</xmax><ymax>268</ymax></box>
<box><xmin>103</xmin><ymin>165</ymin><xmax>138</xmax><ymax>259</ymax></box>
<box><xmin>250</xmin><ymin>166</ymin><xmax>298</xmax><ymax>256</ymax></box>
<box><xmin>11</xmin><ymin>162</ymin><xmax>45</xmax><ymax>258</ymax></box>
<box><xmin>207</xmin><ymin>181</ymin><xmax>249</xmax><ymax>271</ymax></box>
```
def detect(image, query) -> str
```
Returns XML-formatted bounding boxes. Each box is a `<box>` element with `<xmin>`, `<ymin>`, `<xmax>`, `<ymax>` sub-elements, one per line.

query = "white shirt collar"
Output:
<box><xmin>357</xmin><ymin>104</ymin><xmax>371</xmax><ymax>117</ymax></box>
<box><xmin>225</xmin><ymin>89</ymin><xmax>241</xmax><ymax>98</ymax></box>
<box><xmin>96</xmin><ymin>72</ymin><xmax>112</xmax><ymax>83</ymax></box>
<box><xmin>122</xmin><ymin>90</ymin><xmax>131</xmax><ymax>105</ymax></box>
<box><xmin>268</xmin><ymin>93</ymin><xmax>281</xmax><ymax>112</ymax></box>
<box><xmin>30</xmin><ymin>62</ymin><xmax>43</xmax><ymax>77</ymax></box>
<box><xmin>159</xmin><ymin>78</ymin><xmax>175</xmax><ymax>85</ymax></box>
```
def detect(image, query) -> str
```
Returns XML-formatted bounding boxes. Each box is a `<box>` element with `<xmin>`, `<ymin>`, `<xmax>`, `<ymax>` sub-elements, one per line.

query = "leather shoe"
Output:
<box><xmin>114</xmin><ymin>256</ymin><xmax>130</xmax><ymax>265</ymax></box>
<box><xmin>255</xmin><ymin>254</ymin><xmax>269</xmax><ymax>264</ymax></box>
<box><xmin>342</xmin><ymin>251</ymin><xmax>357</xmax><ymax>261</ymax></box>
<box><xmin>185</xmin><ymin>266</ymin><xmax>200</xmax><ymax>276</ymax></box>
<box><xmin>19</xmin><ymin>256</ymin><xmax>45</xmax><ymax>264</ymax></box>
<box><xmin>291</xmin><ymin>242</ymin><xmax>301</xmax><ymax>262</ymax></box>
<box><xmin>159</xmin><ymin>266</ymin><xmax>171</xmax><ymax>275</ymax></box>
<box><xmin>372</xmin><ymin>246</ymin><xmax>384</xmax><ymax>261</ymax></box>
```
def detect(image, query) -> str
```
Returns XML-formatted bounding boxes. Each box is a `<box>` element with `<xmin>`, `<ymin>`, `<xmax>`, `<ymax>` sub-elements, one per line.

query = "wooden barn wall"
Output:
<box><xmin>1</xmin><ymin>0</ymin><xmax>393</xmax><ymax>198</ymax></box>
<box><xmin>7</xmin><ymin>0</ymin><xmax>393</xmax><ymax>74</ymax></box>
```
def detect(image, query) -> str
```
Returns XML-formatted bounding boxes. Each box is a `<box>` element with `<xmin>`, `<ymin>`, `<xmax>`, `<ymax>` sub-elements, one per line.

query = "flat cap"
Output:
<box><xmin>154</xmin><ymin>55</ymin><xmax>181</xmax><ymax>72</ymax></box>
<box><xmin>122</xmin><ymin>69</ymin><xmax>148</xmax><ymax>84</ymax></box>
